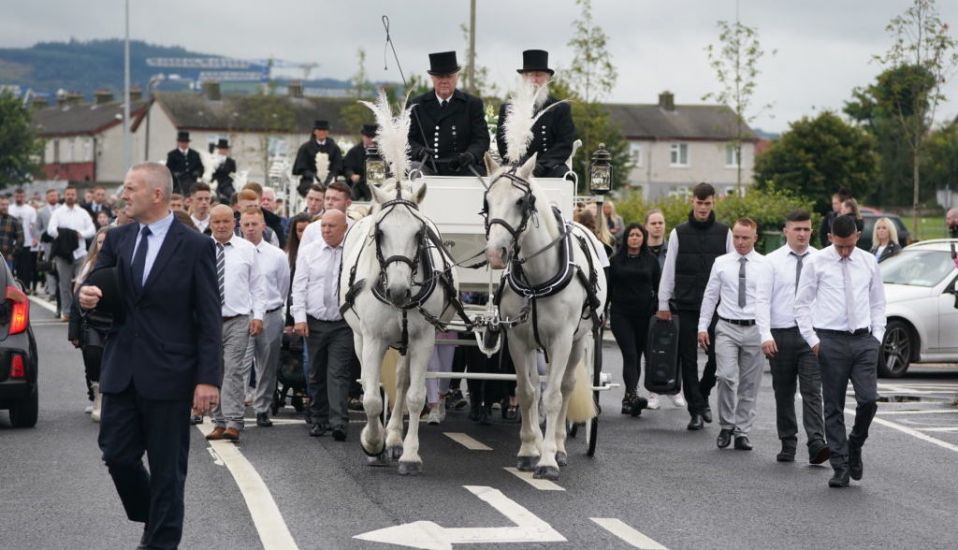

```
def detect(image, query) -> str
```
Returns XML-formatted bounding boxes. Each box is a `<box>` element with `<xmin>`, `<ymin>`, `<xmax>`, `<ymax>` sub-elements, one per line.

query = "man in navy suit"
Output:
<box><xmin>79</xmin><ymin>161</ymin><xmax>222</xmax><ymax>550</ymax></box>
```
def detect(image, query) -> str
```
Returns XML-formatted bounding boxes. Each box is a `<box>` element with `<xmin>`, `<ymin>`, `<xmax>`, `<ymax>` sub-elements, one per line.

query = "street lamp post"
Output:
<box><xmin>123</xmin><ymin>0</ymin><xmax>131</xmax><ymax>173</ymax></box>
<box><xmin>590</xmin><ymin>143</ymin><xmax>613</xmax><ymax>239</ymax></box>
<box><xmin>364</xmin><ymin>144</ymin><xmax>387</xmax><ymax>189</ymax></box>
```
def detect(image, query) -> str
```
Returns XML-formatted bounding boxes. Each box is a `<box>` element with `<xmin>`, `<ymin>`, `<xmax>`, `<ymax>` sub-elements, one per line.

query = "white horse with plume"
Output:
<box><xmin>481</xmin><ymin>78</ymin><xmax>606</xmax><ymax>480</ymax></box>
<box><xmin>339</xmin><ymin>92</ymin><xmax>462</xmax><ymax>475</ymax></box>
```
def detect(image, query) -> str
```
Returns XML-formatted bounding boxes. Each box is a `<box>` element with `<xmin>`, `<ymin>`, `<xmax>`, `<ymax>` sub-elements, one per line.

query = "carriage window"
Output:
<box><xmin>881</xmin><ymin>250</ymin><xmax>955</xmax><ymax>288</ymax></box>
<box><xmin>670</xmin><ymin>143</ymin><xmax>688</xmax><ymax>167</ymax></box>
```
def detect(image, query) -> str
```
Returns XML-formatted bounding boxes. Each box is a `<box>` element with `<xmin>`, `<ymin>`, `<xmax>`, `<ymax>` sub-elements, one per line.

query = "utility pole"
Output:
<box><xmin>467</xmin><ymin>0</ymin><xmax>477</xmax><ymax>94</ymax></box>
<box><xmin>123</xmin><ymin>0</ymin><xmax>132</xmax><ymax>173</ymax></box>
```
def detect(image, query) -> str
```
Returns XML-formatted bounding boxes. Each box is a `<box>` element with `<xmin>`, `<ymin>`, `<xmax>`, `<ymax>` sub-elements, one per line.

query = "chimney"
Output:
<box><xmin>658</xmin><ymin>91</ymin><xmax>675</xmax><ymax>112</ymax></box>
<box><xmin>288</xmin><ymin>80</ymin><xmax>304</xmax><ymax>98</ymax></box>
<box><xmin>95</xmin><ymin>89</ymin><xmax>114</xmax><ymax>104</ymax></box>
<box><xmin>202</xmin><ymin>80</ymin><xmax>221</xmax><ymax>101</ymax></box>
<box><xmin>31</xmin><ymin>96</ymin><xmax>49</xmax><ymax>110</ymax></box>
<box><xmin>65</xmin><ymin>91</ymin><xmax>84</xmax><ymax>106</ymax></box>
<box><xmin>129</xmin><ymin>86</ymin><xmax>143</xmax><ymax>102</ymax></box>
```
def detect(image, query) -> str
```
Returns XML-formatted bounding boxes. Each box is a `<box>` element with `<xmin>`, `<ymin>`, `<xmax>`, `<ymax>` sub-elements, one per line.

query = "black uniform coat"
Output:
<box><xmin>211</xmin><ymin>157</ymin><xmax>238</xmax><ymax>202</ymax></box>
<box><xmin>292</xmin><ymin>138</ymin><xmax>344</xmax><ymax>194</ymax></box>
<box><xmin>165</xmin><ymin>148</ymin><xmax>204</xmax><ymax>196</ymax></box>
<box><xmin>342</xmin><ymin>143</ymin><xmax>372</xmax><ymax>200</ymax></box>
<box><xmin>407</xmin><ymin>89</ymin><xmax>489</xmax><ymax>176</ymax></box>
<box><xmin>496</xmin><ymin>96</ymin><xmax>576</xmax><ymax>177</ymax></box>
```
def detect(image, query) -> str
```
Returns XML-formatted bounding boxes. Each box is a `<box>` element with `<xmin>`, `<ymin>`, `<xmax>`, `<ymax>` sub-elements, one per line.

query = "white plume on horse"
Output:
<box><xmin>359</xmin><ymin>90</ymin><xmax>413</xmax><ymax>180</ymax></box>
<box><xmin>314</xmin><ymin>151</ymin><xmax>329</xmax><ymax>184</ymax></box>
<box><xmin>502</xmin><ymin>78</ymin><xmax>555</xmax><ymax>164</ymax></box>
<box><xmin>199</xmin><ymin>149</ymin><xmax>224</xmax><ymax>185</ymax></box>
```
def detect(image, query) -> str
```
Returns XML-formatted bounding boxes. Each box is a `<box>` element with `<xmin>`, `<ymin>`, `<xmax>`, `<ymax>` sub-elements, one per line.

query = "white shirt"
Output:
<box><xmin>299</xmin><ymin>214</ymin><xmax>354</xmax><ymax>250</ymax></box>
<box><xmin>795</xmin><ymin>245</ymin><xmax>886</xmax><ymax>349</ymax></box>
<box><xmin>131</xmin><ymin>212</ymin><xmax>175</xmax><ymax>286</ymax></box>
<box><xmin>46</xmin><ymin>204</ymin><xmax>97</xmax><ymax>259</ymax></box>
<box><xmin>291</xmin><ymin>239</ymin><xmax>343</xmax><ymax>323</ymax></box>
<box><xmin>191</xmin><ymin>214</ymin><xmax>210</xmax><ymax>234</ymax></box>
<box><xmin>252</xmin><ymin>239</ymin><xmax>291</xmax><ymax>312</ymax></box>
<box><xmin>755</xmin><ymin>244</ymin><xmax>817</xmax><ymax>342</ymax></box>
<box><xmin>698</xmin><ymin>249</ymin><xmax>770</xmax><ymax>332</ymax></box>
<box><xmin>215</xmin><ymin>235</ymin><xmax>266</xmax><ymax>320</ymax></box>
<box><xmin>658</xmin><ymin>225</ymin><xmax>734</xmax><ymax>311</ymax></box>
<box><xmin>8</xmin><ymin>203</ymin><xmax>38</xmax><ymax>250</ymax></box>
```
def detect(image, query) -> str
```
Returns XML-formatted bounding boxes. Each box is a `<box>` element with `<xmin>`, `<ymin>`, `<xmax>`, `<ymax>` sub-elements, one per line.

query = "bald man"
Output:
<box><xmin>947</xmin><ymin>208</ymin><xmax>958</xmax><ymax>239</ymax></box>
<box><xmin>290</xmin><ymin>209</ymin><xmax>354</xmax><ymax>441</ymax></box>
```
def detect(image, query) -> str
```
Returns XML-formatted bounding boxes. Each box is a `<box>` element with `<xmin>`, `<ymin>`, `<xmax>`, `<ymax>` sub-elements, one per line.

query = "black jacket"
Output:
<box><xmin>50</xmin><ymin>228</ymin><xmax>79</xmax><ymax>262</ymax></box>
<box><xmin>165</xmin><ymin>148</ymin><xmax>204</xmax><ymax>196</ymax></box>
<box><xmin>871</xmin><ymin>241</ymin><xmax>901</xmax><ymax>263</ymax></box>
<box><xmin>407</xmin><ymin>88</ymin><xmax>489</xmax><ymax>176</ymax></box>
<box><xmin>342</xmin><ymin>143</ymin><xmax>372</xmax><ymax>200</ymax></box>
<box><xmin>82</xmin><ymin>203</ymin><xmax>113</xmax><ymax>222</ymax></box>
<box><xmin>609</xmin><ymin>249</ymin><xmax>660</xmax><ymax>315</ymax></box>
<box><xmin>671</xmin><ymin>212</ymin><xmax>729</xmax><ymax>312</ymax></box>
<box><xmin>496</xmin><ymin>96</ymin><xmax>576</xmax><ymax>175</ymax></box>
<box><xmin>292</xmin><ymin>138</ymin><xmax>344</xmax><ymax>193</ymax></box>
<box><xmin>211</xmin><ymin>157</ymin><xmax>238</xmax><ymax>201</ymax></box>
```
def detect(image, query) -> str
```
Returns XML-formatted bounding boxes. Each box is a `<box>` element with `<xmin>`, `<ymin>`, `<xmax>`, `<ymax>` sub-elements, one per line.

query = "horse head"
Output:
<box><xmin>481</xmin><ymin>152</ymin><xmax>540</xmax><ymax>269</ymax></box>
<box><xmin>369</xmin><ymin>179</ymin><xmax>428</xmax><ymax>307</ymax></box>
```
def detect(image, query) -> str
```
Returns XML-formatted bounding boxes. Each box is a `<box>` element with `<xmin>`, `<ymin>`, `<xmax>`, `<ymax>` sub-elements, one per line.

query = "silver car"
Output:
<box><xmin>0</xmin><ymin>255</ymin><xmax>38</xmax><ymax>427</ymax></box>
<box><xmin>879</xmin><ymin>239</ymin><xmax>958</xmax><ymax>377</ymax></box>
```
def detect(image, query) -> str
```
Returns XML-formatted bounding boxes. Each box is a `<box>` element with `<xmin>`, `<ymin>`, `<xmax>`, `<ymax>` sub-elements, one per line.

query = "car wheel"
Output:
<box><xmin>878</xmin><ymin>320</ymin><xmax>912</xmax><ymax>378</ymax></box>
<box><xmin>9</xmin><ymin>385</ymin><xmax>38</xmax><ymax>428</ymax></box>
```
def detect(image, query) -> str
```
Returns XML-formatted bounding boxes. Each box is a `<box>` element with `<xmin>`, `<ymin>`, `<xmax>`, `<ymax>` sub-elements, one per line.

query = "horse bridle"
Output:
<box><xmin>480</xmin><ymin>168</ymin><xmax>538</xmax><ymax>248</ymax></box>
<box><xmin>374</xmin><ymin>186</ymin><xmax>427</xmax><ymax>280</ymax></box>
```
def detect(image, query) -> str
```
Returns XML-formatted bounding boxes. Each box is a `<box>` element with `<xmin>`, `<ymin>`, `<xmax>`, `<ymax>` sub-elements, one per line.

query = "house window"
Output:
<box><xmin>725</xmin><ymin>144</ymin><xmax>740</xmax><ymax>167</ymax></box>
<box><xmin>629</xmin><ymin>143</ymin><xmax>642</xmax><ymax>166</ymax></box>
<box><xmin>670</xmin><ymin>143</ymin><xmax>688</xmax><ymax>166</ymax></box>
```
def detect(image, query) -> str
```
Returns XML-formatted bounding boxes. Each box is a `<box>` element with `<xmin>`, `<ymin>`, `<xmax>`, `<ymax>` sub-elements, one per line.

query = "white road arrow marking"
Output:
<box><xmin>354</xmin><ymin>485</ymin><xmax>566</xmax><ymax>550</ymax></box>
<box><xmin>591</xmin><ymin>518</ymin><xmax>668</xmax><ymax>549</ymax></box>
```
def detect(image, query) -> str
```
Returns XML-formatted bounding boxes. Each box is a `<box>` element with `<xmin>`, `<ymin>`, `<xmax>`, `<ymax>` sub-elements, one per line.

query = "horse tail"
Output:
<box><xmin>379</xmin><ymin>348</ymin><xmax>400</xmax><ymax>407</ymax></box>
<box><xmin>566</xmin><ymin>359</ymin><xmax>597</xmax><ymax>423</ymax></box>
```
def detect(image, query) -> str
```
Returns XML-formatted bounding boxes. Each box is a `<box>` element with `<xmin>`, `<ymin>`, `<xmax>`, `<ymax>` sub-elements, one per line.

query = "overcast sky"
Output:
<box><xmin>4</xmin><ymin>0</ymin><xmax>958</xmax><ymax>132</ymax></box>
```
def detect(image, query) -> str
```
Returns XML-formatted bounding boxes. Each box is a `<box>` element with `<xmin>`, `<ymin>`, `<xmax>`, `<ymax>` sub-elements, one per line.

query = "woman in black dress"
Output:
<box><xmin>609</xmin><ymin>223</ymin><xmax>661</xmax><ymax>416</ymax></box>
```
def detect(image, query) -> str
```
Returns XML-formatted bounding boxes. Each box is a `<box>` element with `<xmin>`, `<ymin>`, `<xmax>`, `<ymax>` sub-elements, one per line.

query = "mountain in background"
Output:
<box><xmin>0</xmin><ymin>39</ymin><xmax>351</xmax><ymax>98</ymax></box>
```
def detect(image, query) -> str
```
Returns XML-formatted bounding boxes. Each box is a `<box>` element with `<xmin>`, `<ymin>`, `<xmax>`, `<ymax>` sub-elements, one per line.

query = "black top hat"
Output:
<box><xmin>360</xmin><ymin>124</ymin><xmax>378</xmax><ymax>137</ymax></box>
<box><xmin>176</xmin><ymin>130</ymin><xmax>191</xmax><ymax>142</ymax></box>
<box><xmin>517</xmin><ymin>49</ymin><xmax>554</xmax><ymax>75</ymax></box>
<box><xmin>86</xmin><ymin>266</ymin><xmax>123</xmax><ymax>317</ymax></box>
<box><xmin>216</xmin><ymin>138</ymin><xmax>229</xmax><ymax>149</ymax></box>
<box><xmin>427</xmin><ymin>51</ymin><xmax>461</xmax><ymax>76</ymax></box>
<box><xmin>313</xmin><ymin>119</ymin><xmax>330</xmax><ymax>130</ymax></box>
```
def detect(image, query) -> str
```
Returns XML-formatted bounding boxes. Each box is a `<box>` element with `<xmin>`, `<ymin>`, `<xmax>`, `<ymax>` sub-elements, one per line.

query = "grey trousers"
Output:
<box><xmin>251</xmin><ymin>309</ymin><xmax>285</xmax><ymax>415</ymax></box>
<box><xmin>770</xmin><ymin>327</ymin><xmax>825</xmax><ymax>449</ymax></box>
<box><xmin>818</xmin><ymin>331</ymin><xmax>879</xmax><ymax>469</ymax></box>
<box><xmin>212</xmin><ymin>315</ymin><xmax>252</xmax><ymax>430</ymax></box>
<box><xmin>42</xmin><ymin>243</ymin><xmax>56</xmax><ymax>294</ymax></box>
<box><xmin>55</xmin><ymin>256</ymin><xmax>81</xmax><ymax>315</ymax></box>
<box><xmin>714</xmin><ymin>320</ymin><xmax>765</xmax><ymax>435</ymax></box>
<box><xmin>306</xmin><ymin>317</ymin><xmax>354</xmax><ymax>430</ymax></box>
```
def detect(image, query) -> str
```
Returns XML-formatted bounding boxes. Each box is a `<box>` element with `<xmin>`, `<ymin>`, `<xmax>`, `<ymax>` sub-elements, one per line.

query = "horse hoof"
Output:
<box><xmin>534</xmin><ymin>465</ymin><xmax>560</xmax><ymax>480</ymax></box>
<box><xmin>360</xmin><ymin>440</ymin><xmax>386</xmax><ymax>458</ymax></box>
<box><xmin>556</xmin><ymin>452</ymin><xmax>568</xmax><ymax>467</ymax></box>
<box><xmin>516</xmin><ymin>456</ymin><xmax>538</xmax><ymax>472</ymax></box>
<box><xmin>365</xmin><ymin>452</ymin><xmax>390</xmax><ymax>467</ymax></box>
<box><xmin>398</xmin><ymin>461</ymin><xmax>422</xmax><ymax>476</ymax></box>
<box><xmin>388</xmin><ymin>446</ymin><xmax>403</xmax><ymax>461</ymax></box>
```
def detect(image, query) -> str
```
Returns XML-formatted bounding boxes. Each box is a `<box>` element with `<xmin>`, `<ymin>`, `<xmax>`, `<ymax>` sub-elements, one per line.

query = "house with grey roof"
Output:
<box><xmin>606</xmin><ymin>92</ymin><xmax>758</xmax><ymax>199</ymax></box>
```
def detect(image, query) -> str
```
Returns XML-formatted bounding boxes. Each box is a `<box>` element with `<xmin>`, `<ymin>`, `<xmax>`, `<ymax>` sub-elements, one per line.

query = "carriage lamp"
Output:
<box><xmin>589</xmin><ymin>143</ymin><xmax>612</xmax><ymax>195</ymax></box>
<box><xmin>365</xmin><ymin>145</ymin><xmax>387</xmax><ymax>188</ymax></box>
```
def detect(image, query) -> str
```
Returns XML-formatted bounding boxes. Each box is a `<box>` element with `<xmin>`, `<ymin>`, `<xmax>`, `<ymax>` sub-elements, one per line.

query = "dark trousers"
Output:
<box><xmin>305</xmin><ymin>317</ymin><xmax>355</xmax><ymax>429</ymax></box>
<box><xmin>610</xmin><ymin>308</ymin><xmax>651</xmax><ymax>394</ymax></box>
<box><xmin>675</xmin><ymin>310</ymin><xmax>717</xmax><ymax>415</ymax></box>
<box><xmin>464</xmin><ymin>345</ymin><xmax>511</xmax><ymax>407</ymax></box>
<box><xmin>769</xmin><ymin>328</ymin><xmax>825</xmax><ymax>449</ymax></box>
<box><xmin>98</xmin><ymin>385</ymin><xmax>191</xmax><ymax>550</ymax></box>
<box><xmin>818</xmin><ymin>332</ymin><xmax>880</xmax><ymax>469</ymax></box>
<box><xmin>14</xmin><ymin>247</ymin><xmax>36</xmax><ymax>289</ymax></box>
<box><xmin>82</xmin><ymin>345</ymin><xmax>102</xmax><ymax>400</ymax></box>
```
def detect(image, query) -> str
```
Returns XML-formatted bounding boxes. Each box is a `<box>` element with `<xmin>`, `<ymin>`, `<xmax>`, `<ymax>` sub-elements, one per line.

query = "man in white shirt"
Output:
<box><xmin>36</xmin><ymin>189</ymin><xmax>60</xmax><ymax>299</ymax></box>
<box><xmin>756</xmin><ymin>210</ymin><xmax>829</xmax><ymax>465</ymax></box>
<box><xmin>697</xmin><ymin>218</ymin><xmax>770</xmax><ymax>451</ymax></box>
<box><xmin>239</xmin><ymin>206</ymin><xmax>291</xmax><ymax>428</ymax></box>
<box><xmin>189</xmin><ymin>182</ymin><xmax>213</xmax><ymax>235</ymax></box>
<box><xmin>795</xmin><ymin>214</ymin><xmax>886</xmax><ymax>488</ymax></box>
<box><xmin>46</xmin><ymin>186</ymin><xmax>97</xmax><ymax>320</ymax></box>
<box><xmin>205</xmin><ymin>205</ymin><xmax>266</xmax><ymax>442</ymax></box>
<box><xmin>9</xmin><ymin>188</ymin><xmax>39</xmax><ymax>293</ymax></box>
<box><xmin>291</xmin><ymin>209</ymin><xmax>353</xmax><ymax>441</ymax></box>
<box><xmin>299</xmin><ymin>181</ymin><xmax>353</xmax><ymax>250</ymax></box>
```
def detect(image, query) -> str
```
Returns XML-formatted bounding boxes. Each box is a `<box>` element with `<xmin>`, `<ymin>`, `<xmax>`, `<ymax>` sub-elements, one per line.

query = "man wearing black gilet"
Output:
<box><xmin>656</xmin><ymin>183</ymin><xmax>732</xmax><ymax>430</ymax></box>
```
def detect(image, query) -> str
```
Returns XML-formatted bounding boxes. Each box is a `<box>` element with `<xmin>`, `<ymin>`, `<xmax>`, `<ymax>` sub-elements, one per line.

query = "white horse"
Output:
<box><xmin>340</xmin><ymin>179</ymin><xmax>460</xmax><ymax>475</ymax></box>
<box><xmin>482</xmin><ymin>152</ymin><xmax>606</xmax><ymax>480</ymax></box>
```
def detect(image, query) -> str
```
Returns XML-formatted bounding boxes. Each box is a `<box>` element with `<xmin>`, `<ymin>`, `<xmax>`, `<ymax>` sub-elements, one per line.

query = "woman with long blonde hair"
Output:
<box><xmin>870</xmin><ymin>217</ymin><xmax>901</xmax><ymax>263</ymax></box>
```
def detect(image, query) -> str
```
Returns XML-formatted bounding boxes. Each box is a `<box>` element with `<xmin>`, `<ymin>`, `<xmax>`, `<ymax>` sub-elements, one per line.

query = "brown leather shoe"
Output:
<box><xmin>206</xmin><ymin>427</ymin><xmax>226</xmax><ymax>440</ymax></box>
<box><xmin>222</xmin><ymin>427</ymin><xmax>241</xmax><ymax>441</ymax></box>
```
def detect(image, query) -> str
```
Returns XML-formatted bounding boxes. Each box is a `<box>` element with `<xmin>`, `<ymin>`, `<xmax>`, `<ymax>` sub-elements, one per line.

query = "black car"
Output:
<box><xmin>0</xmin><ymin>255</ymin><xmax>39</xmax><ymax>428</ymax></box>
<box><xmin>859</xmin><ymin>212</ymin><xmax>911</xmax><ymax>251</ymax></box>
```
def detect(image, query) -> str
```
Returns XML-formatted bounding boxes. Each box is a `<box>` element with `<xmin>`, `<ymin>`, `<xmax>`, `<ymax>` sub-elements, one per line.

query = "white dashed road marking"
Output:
<box><xmin>590</xmin><ymin>518</ymin><xmax>668</xmax><ymax>549</ymax></box>
<box><xmin>444</xmin><ymin>432</ymin><xmax>492</xmax><ymax>451</ymax></box>
<box><xmin>29</xmin><ymin>296</ymin><xmax>58</xmax><ymax>314</ymax></box>
<box><xmin>503</xmin><ymin>467</ymin><xmax>565</xmax><ymax>491</ymax></box>
<box><xmin>876</xmin><ymin>409</ymin><xmax>958</xmax><ymax>416</ymax></box>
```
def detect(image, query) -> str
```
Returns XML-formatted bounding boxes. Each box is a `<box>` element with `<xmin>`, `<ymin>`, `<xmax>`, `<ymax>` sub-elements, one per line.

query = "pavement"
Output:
<box><xmin>2</xmin><ymin>298</ymin><xmax>958</xmax><ymax>549</ymax></box>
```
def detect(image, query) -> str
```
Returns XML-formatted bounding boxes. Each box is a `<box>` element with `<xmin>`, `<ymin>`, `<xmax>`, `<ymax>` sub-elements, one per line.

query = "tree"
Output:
<box><xmin>0</xmin><ymin>91</ymin><xmax>41</xmax><ymax>188</ymax></box>
<box><xmin>874</xmin><ymin>0</ymin><xmax>958</xmax><ymax>231</ymax></box>
<box><xmin>340</xmin><ymin>48</ymin><xmax>376</xmax><ymax>136</ymax></box>
<box><xmin>753</xmin><ymin>111</ymin><xmax>879</xmax><ymax>214</ymax></box>
<box><xmin>921</xmin><ymin>121</ymin><xmax>958</xmax><ymax>194</ymax></box>
<box><xmin>703</xmin><ymin>20</ymin><xmax>773</xmax><ymax>192</ymax></box>
<box><xmin>565</xmin><ymin>0</ymin><xmax>616</xmax><ymax>103</ymax></box>
<box><xmin>458</xmin><ymin>22</ymin><xmax>499</xmax><ymax>100</ymax></box>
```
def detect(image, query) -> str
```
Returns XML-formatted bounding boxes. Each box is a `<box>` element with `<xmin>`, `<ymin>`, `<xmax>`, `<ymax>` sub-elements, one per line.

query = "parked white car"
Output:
<box><xmin>879</xmin><ymin>239</ymin><xmax>958</xmax><ymax>377</ymax></box>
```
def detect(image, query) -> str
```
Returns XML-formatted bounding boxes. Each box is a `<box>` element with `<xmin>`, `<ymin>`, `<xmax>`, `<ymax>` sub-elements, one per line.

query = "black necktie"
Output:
<box><xmin>131</xmin><ymin>226</ymin><xmax>152</xmax><ymax>292</ymax></box>
<box><xmin>440</xmin><ymin>100</ymin><xmax>448</xmax><ymax>109</ymax></box>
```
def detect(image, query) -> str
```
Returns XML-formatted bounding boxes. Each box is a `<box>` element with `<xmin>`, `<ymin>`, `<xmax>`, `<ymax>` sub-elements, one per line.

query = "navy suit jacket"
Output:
<box><xmin>95</xmin><ymin>219</ymin><xmax>222</xmax><ymax>401</ymax></box>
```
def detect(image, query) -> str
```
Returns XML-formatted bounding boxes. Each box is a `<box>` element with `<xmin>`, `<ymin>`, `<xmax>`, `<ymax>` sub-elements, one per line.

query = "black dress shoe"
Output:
<box><xmin>828</xmin><ymin>466</ymin><xmax>850</xmax><ymax>488</ymax></box>
<box><xmin>701</xmin><ymin>408</ymin><xmax>713</xmax><ymax>424</ymax></box>
<box><xmin>256</xmin><ymin>413</ymin><xmax>273</xmax><ymax>427</ymax></box>
<box><xmin>848</xmin><ymin>441</ymin><xmax>863</xmax><ymax>480</ymax></box>
<box><xmin>716</xmin><ymin>429</ymin><xmax>733</xmax><ymax>449</ymax></box>
<box><xmin>734</xmin><ymin>435</ymin><xmax>753</xmax><ymax>450</ymax></box>
<box><xmin>309</xmin><ymin>423</ymin><xmax>328</xmax><ymax>437</ymax></box>
<box><xmin>190</xmin><ymin>415</ymin><xmax>203</xmax><ymax>425</ymax></box>
<box><xmin>777</xmin><ymin>440</ymin><xmax>797</xmax><ymax>462</ymax></box>
<box><xmin>809</xmin><ymin>441</ymin><xmax>831</xmax><ymax>465</ymax></box>
<box><xmin>687</xmin><ymin>414</ymin><xmax>704</xmax><ymax>431</ymax></box>
<box><xmin>331</xmin><ymin>426</ymin><xmax>347</xmax><ymax>441</ymax></box>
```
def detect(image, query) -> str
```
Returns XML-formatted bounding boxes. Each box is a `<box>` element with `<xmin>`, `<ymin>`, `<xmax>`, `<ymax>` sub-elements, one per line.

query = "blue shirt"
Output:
<box><xmin>131</xmin><ymin>211</ymin><xmax>175</xmax><ymax>286</ymax></box>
